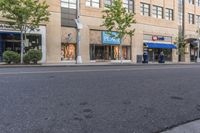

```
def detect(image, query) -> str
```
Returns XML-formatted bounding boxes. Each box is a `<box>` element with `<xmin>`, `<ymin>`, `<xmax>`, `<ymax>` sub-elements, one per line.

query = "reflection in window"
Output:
<box><xmin>152</xmin><ymin>5</ymin><xmax>163</xmax><ymax>19</ymax></box>
<box><xmin>166</xmin><ymin>8</ymin><xmax>173</xmax><ymax>20</ymax></box>
<box><xmin>196</xmin><ymin>15</ymin><xmax>200</xmax><ymax>26</ymax></box>
<box><xmin>189</xmin><ymin>0</ymin><xmax>194</xmax><ymax>4</ymax></box>
<box><xmin>86</xmin><ymin>0</ymin><xmax>100</xmax><ymax>8</ymax></box>
<box><xmin>123</xmin><ymin>0</ymin><xmax>134</xmax><ymax>13</ymax></box>
<box><xmin>104</xmin><ymin>0</ymin><xmax>112</xmax><ymax>6</ymax></box>
<box><xmin>61</xmin><ymin>0</ymin><xmax>76</xmax><ymax>9</ymax></box>
<box><xmin>140</xmin><ymin>3</ymin><xmax>150</xmax><ymax>16</ymax></box>
<box><xmin>189</xmin><ymin>13</ymin><xmax>195</xmax><ymax>24</ymax></box>
<box><xmin>25</xmin><ymin>34</ymin><xmax>42</xmax><ymax>53</ymax></box>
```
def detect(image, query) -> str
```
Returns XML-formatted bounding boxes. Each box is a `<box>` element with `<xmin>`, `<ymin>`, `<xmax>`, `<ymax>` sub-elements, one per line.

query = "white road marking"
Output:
<box><xmin>0</xmin><ymin>65</ymin><xmax>199</xmax><ymax>75</ymax></box>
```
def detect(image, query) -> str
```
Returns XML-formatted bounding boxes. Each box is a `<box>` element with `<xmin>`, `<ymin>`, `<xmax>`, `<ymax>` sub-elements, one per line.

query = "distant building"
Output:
<box><xmin>0</xmin><ymin>0</ymin><xmax>199</xmax><ymax>64</ymax></box>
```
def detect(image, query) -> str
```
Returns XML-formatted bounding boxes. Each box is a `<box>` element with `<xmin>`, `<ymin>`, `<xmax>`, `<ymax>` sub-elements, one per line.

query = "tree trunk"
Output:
<box><xmin>20</xmin><ymin>31</ymin><xmax>24</xmax><ymax>64</ymax></box>
<box><xmin>130</xmin><ymin>35</ymin><xmax>133</xmax><ymax>61</ymax></box>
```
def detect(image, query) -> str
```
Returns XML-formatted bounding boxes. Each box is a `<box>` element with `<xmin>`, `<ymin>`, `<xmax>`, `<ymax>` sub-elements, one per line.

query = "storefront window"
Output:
<box><xmin>163</xmin><ymin>49</ymin><xmax>172</xmax><ymax>61</ymax></box>
<box><xmin>24</xmin><ymin>34</ymin><xmax>42</xmax><ymax>53</ymax></box>
<box><xmin>147</xmin><ymin>48</ymin><xmax>172</xmax><ymax>62</ymax></box>
<box><xmin>61</xmin><ymin>43</ymin><xmax>76</xmax><ymax>61</ymax></box>
<box><xmin>122</xmin><ymin>46</ymin><xmax>131</xmax><ymax>60</ymax></box>
<box><xmin>0</xmin><ymin>33</ymin><xmax>41</xmax><ymax>54</ymax></box>
<box><xmin>111</xmin><ymin>46</ymin><xmax>119</xmax><ymax>60</ymax></box>
<box><xmin>90</xmin><ymin>44</ymin><xmax>130</xmax><ymax>61</ymax></box>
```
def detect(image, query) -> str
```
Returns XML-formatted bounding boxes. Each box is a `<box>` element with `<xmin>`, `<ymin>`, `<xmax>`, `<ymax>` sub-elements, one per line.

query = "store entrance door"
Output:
<box><xmin>148</xmin><ymin>49</ymin><xmax>160</xmax><ymax>62</ymax></box>
<box><xmin>94</xmin><ymin>46</ymin><xmax>111</xmax><ymax>61</ymax></box>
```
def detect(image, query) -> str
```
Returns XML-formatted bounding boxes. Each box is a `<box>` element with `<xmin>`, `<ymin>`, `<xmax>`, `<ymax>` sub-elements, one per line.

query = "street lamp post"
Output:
<box><xmin>75</xmin><ymin>0</ymin><xmax>82</xmax><ymax>64</ymax></box>
<box><xmin>197</xmin><ymin>38</ymin><xmax>200</xmax><ymax>62</ymax></box>
<box><xmin>197</xmin><ymin>23</ymin><xmax>200</xmax><ymax>62</ymax></box>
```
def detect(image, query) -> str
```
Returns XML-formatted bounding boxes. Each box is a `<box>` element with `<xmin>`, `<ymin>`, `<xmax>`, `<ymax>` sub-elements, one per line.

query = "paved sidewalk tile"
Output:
<box><xmin>162</xmin><ymin>120</ymin><xmax>200</xmax><ymax>133</ymax></box>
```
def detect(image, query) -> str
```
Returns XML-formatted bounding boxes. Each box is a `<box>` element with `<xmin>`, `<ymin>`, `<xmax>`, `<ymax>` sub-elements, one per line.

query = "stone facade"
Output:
<box><xmin>1</xmin><ymin>0</ymin><xmax>200</xmax><ymax>64</ymax></box>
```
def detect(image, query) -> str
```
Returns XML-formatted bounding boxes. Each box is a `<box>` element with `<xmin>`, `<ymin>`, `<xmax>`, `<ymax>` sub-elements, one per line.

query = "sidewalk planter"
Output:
<box><xmin>24</xmin><ymin>49</ymin><xmax>42</xmax><ymax>64</ymax></box>
<box><xmin>3</xmin><ymin>51</ymin><xmax>20</xmax><ymax>64</ymax></box>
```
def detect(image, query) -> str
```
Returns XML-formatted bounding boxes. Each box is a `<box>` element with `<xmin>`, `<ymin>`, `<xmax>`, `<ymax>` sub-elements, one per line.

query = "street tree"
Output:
<box><xmin>175</xmin><ymin>34</ymin><xmax>187</xmax><ymax>61</ymax></box>
<box><xmin>0</xmin><ymin>0</ymin><xmax>50</xmax><ymax>63</ymax></box>
<box><xmin>101</xmin><ymin>0</ymin><xmax>136</xmax><ymax>62</ymax></box>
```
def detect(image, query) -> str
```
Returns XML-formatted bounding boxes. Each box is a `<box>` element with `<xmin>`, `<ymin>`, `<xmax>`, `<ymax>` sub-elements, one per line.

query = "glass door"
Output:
<box><xmin>95</xmin><ymin>45</ymin><xmax>104</xmax><ymax>60</ymax></box>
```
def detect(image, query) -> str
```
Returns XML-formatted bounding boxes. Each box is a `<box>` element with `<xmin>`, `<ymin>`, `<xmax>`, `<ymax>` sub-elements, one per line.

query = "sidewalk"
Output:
<box><xmin>161</xmin><ymin>119</ymin><xmax>200</xmax><ymax>133</ymax></box>
<box><xmin>0</xmin><ymin>62</ymin><xmax>198</xmax><ymax>68</ymax></box>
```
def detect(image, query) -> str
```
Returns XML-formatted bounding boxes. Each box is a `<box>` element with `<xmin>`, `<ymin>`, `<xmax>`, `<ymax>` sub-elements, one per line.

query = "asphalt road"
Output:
<box><xmin>0</xmin><ymin>64</ymin><xmax>200</xmax><ymax>133</ymax></box>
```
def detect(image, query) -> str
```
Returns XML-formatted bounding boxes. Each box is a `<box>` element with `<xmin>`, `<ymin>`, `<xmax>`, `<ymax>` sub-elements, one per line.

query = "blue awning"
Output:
<box><xmin>144</xmin><ymin>42</ymin><xmax>177</xmax><ymax>49</ymax></box>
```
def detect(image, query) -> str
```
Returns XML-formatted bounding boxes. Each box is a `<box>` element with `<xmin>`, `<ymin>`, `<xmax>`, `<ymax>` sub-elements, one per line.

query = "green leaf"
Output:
<box><xmin>101</xmin><ymin>0</ymin><xmax>136</xmax><ymax>39</ymax></box>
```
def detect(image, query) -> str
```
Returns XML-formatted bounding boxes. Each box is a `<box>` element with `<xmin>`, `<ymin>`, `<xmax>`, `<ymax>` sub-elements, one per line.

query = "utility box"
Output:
<box><xmin>137</xmin><ymin>55</ymin><xmax>143</xmax><ymax>63</ymax></box>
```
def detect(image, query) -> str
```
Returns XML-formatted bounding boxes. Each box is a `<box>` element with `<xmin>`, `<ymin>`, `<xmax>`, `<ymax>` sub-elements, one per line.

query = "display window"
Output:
<box><xmin>148</xmin><ymin>48</ymin><xmax>172</xmax><ymax>62</ymax></box>
<box><xmin>0</xmin><ymin>33</ymin><xmax>42</xmax><ymax>62</ymax></box>
<box><xmin>61</xmin><ymin>43</ymin><xmax>76</xmax><ymax>61</ymax></box>
<box><xmin>90</xmin><ymin>44</ymin><xmax>130</xmax><ymax>61</ymax></box>
<box><xmin>122</xmin><ymin>46</ymin><xmax>131</xmax><ymax>60</ymax></box>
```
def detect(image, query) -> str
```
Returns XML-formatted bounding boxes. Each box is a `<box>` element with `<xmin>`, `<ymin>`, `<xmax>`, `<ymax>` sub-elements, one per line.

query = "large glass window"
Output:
<box><xmin>104</xmin><ymin>0</ymin><xmax>112</xmax><ymax>6</ymax></box>
<box><xmin>197</xmin><ymin>0</ymin><xmax>200</xmax><ymax>6</ymax></box>
<box><xmin>61</xmin><ymin>0</ymin><xmax>77</xmax><ymax>27</ymax></box>
<box><xmin>189</xmin><ymin>13</ymin><xmax>195</xmax><ymax>24</ymax></box>
<box><xmin>86</xmin><ymin>0</ymin><xmax>100</xmax><ymax>8</ymax></box>
<box><xmin>152</xmin><ymin>5</ymin><xmax>163</xmax><ymax>19</ymax></box>
<box><xmin>122</xmin><ymin>46</ymin><xmax>131</xmax><ymax>60</ymax></box>
<box><xmin>123</xmin><ymin>0</ymin><xmax>134</xmax><ymax>13</ymax></box>
<box><xmin>165</xmin><ymin>8</ymin><xmax>173</xmax><ymax>20</ymax></box>
<box><xmin>24</xmin><ymin>34</ymin><xmax>42</xmax><ymax>53</ymax></box>
<box><xmin>140</xmin><ymin>3</ymin><xmax>150</xmax><ymax>16</ymax></box>
<box><xmin>197</xmin><ymin>15</ymin><xmax>200</xmax><ymax>26</ymax></box>
<box><xmin>148</xmin><ymin>49</ymin><xmax>172</xmax><ymax>62</ymax></box>
<box><xmin>0</xmin><ymin>33</ymin><xmax>42</xmax><ymax>62</ymax></box>
<box><xmin>189</xmin><ymin>0</ymin><xmax>195</xmax><ymax>4</ymax></box>
<box><xmin>178</xmin><ymin>0</ymin><xmax>183</xmax><ymax>25</ymax></box>
<box><xmin>90</xmin><ymin>45</ymin><xmax>131</xmax><ymax>61</ymax></box>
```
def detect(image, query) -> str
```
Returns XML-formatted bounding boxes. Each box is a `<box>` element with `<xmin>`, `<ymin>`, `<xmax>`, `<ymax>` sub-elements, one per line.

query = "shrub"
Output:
<box><xmin>25</xmin><ymin>49</ymin><xmax>42</xmax><ymax>64</ymax></box>
<box><xmin>23</xmin><ymin>54</ymin><xmax>30</xmax><ymax>64</ymax></box>
<box><xmin>3</xmin><ymin>51</ymin><xmax>20</xmax><ymax>64</ymax></box>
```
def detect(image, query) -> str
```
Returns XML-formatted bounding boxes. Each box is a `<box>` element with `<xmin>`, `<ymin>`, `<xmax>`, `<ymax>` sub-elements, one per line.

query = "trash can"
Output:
<box><xmin>143</xmin><ymin>53</ymin><xmax>148</xmax><ymax>63</ymax></box>
<box><xmin>137</xmin><ymin>55</ymin><xmax>143</xmax><ymax>63</ymax></box>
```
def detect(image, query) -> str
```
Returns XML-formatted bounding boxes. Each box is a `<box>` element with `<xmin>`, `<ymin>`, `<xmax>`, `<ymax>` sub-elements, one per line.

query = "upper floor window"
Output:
<box><xmin>104</xmin><ymin>0</ymin><xmax>112</xmax><ymax>6</ymax></box>
<box><xmin>123</xmin><ymin>0</ymin><xmax>134</xmax><ymax>13</ymax></box>
<box><xmin>61</xmin><ymin>0</ymin><xmax>76</xmax><ymax>9</ymax></box>
<box><xmin>189</xmin><ymin>13</ymin><xmax>195</xmax><ymax>24</ymax></box>
<box><xmin>196</xmin><ymin>15</ymin><xmax>200</xmax><ymax>25</ymax></box>
<box><xmin>165</xmin><ymin>8</ymin><xmax>173</xmax><ymax>21</ymax></box>
<box><xmin>140</xmin><ymin>3</ymin><xmax>150</xmax><ymax>16</ymax></box>
<box><xmin>189</xmin><ymin>0</ymin><xmax>195</xmax><ymax>4</ymax></box>
<box><xmin>197</xmin><ymin>0</ymin><xmax>200</xmax><ymax>6</ymax></box>
<box><xmin>152</xmin><ymin>5</ymin><xmax>163</xmax><ymax>19</ymax></box>
<box><xmin>86</xmin><ymin>0</ymin><xmax>100</xmax><ymax>8</ymax></box>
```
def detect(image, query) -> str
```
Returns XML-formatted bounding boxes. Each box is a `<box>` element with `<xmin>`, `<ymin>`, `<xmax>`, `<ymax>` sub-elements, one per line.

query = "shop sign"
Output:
<box><xmin>102</xmin><ymin>31</ymin><xmax>121</xmax><ymax>45</ymax></box>
<box><xmin>0</xmin><ymin>24</ymin><xmax>19</xmax><ymax>31</ymax></box>
<box><xmin>0</xmin><ymin>23</ymin><xmax>40</xmax><ymax>32</ymax></box>
<box><xmin>152</xmin><ymin>35</ymin><xmax>165</xmax><ymax>41</ymax></box>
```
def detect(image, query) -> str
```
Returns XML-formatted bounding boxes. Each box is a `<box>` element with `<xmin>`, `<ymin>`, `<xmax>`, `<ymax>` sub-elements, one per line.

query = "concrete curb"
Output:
<box><xmin>0</xmin><ymin>62</ymin><xmax>199</xmax><ymax>68</ymax></box>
